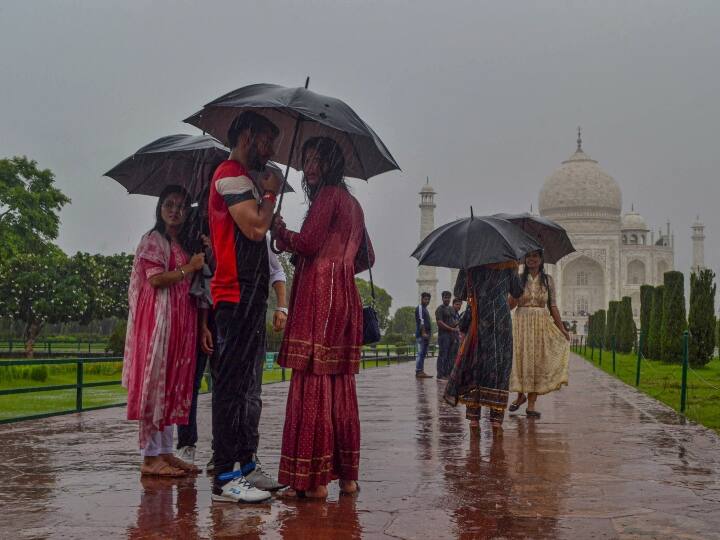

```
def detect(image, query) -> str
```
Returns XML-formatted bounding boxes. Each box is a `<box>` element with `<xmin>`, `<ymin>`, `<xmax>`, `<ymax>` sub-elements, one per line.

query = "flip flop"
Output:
<box><xmin>509</xmin><ymin>394</ymin><xmax>527</xmax><ymax>412</ymax></box>
<box><xmin>164</xmin><ymin>455</ymin><xmax>200</xmax><ymax>474</ymax></box>
<box><xmin>141</xmin><ymin>461</ymin><xmax>186</xmax><ymax>478</ymax></box>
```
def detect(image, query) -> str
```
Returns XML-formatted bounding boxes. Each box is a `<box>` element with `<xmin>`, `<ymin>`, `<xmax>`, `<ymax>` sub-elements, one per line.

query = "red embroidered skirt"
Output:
<box><xmin>278</xmin><ymin>370</ymin><xmax>360</xmax><ymax>491</ymax></box>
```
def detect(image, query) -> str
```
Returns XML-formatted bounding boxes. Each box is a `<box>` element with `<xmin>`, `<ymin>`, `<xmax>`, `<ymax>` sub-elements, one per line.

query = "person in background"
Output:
<box><xmin>508</xmin><ymin>250</ymin><xmax>570</xmax><ymax>418</ymax></box>
<box><xmin>435</xmin><ymin>291</ymin><xmax>459</xmax><ymax>380</ymax></box>
<box><xmin>415</xmin><ymin>292</ymin><xmax>433</xmax><ymax>379</ymax></box>
<box><xmin>122</xmin><ymin>185</ymin><xmax>204</xmax><ymax>477</ymax></box>
<box><xmin>443</xmin><ymin>262</ymin><xmax>523</xmax><ymax>436</ymax></box>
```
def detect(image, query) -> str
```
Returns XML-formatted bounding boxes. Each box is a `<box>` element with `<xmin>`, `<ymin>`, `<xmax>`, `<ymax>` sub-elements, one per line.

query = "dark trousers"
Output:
<box><xmin>177</xmin><ymin>313</ymin><xmax>215</xmax><ymax>449</ymax></box>
<box><xmin>436</xmin><ymin>333</ymin><xmax>455</xmax><ymax>379</ymax></box>
<box><xmin>212</xmin><ymin>301</ymin><xmax>266</xmax><ymax>483</ymax></box>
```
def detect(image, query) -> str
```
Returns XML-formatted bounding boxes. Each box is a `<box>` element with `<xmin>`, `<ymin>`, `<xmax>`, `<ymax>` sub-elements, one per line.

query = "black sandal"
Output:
<box><xmin>509</xmin><ymin>394</ymin><xmax>527</xmax><ymax>412</ymax></box>
<box><xmin>526</xmin><ymin>410</ymin><xmax>541</xmax><ymax>418</ymax></box>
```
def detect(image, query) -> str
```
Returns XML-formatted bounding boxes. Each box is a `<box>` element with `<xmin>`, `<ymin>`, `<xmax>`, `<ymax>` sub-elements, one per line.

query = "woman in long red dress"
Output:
<box><xmin>273</xmin><ymin>137</ymin><xmax>374</xmax><ymax>499</ymax></box>
<box><xmin>122</xmin><ymin>185</ymin><xmax>205</xmax><ymax>476</ymax></box>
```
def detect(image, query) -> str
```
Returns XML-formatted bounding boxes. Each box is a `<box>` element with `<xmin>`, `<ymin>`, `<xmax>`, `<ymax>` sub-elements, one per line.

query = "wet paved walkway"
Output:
<box><xmin>2</xmin><ymin>354</ymin><xmax>720</xmax><ymax>539</ymax></box>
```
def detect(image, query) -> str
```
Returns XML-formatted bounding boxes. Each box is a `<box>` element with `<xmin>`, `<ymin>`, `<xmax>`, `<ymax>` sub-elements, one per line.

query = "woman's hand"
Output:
<box><xmin>272</xmin><ymin>215</ymin><xmax>286</xmax><ymax>236</ymax></box>
<box><xmin>188</xmin><ymin>253</ymin><xmax>205</xmax><ymax>272</ymax></box>
<box><xmin>200</xmin><ymin>325</ymin><xmax>214</xmax><ymax>355</ymax></box>
<box><xmin>561</xmin><ymin>327</ymin><xmax>570</xmax><ymax>341</ymax></box>
<box><xmin>273</xmin><ymin>309</ymin><xmax>288</xmax><ymax>332</ymax></box>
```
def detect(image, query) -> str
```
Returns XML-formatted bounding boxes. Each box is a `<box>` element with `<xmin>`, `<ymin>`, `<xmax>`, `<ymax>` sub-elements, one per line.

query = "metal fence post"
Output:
<box><xmin>591</xmin><ymin>343</ymin><xmax>594</xmax><ymax>361</ymax></box>
<box><xmin>635</xmin><ymin>332</ymin><xmax>643</xmax><ymax>386</ymax></box>
<box><xmin>282</xmin><ymin>367</ymin><xmax>286</xmax><ymax>382</ymax></box>
<box><xmin>599</xmin><ymin>342</ymin><xmax>603</xmax><ymax>367</ymax></box>
<box><xmin>680</xmin><ymin>330</ymin><xmax>689</xmax><ymax>413</ymax></box>
<box><xmin>76</xmin><ymin>360</ymin><xmax>83</xmax><ymax>412</ymax></box>
<box><xmin>612</xmin><ymin>336</ymin><xmax>616</xmax><ymax>373</ymax></box>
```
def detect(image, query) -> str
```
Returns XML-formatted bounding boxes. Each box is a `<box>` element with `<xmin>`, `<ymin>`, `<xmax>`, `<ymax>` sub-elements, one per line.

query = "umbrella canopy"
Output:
<box><xmin>492</xmin><ymin>212</ymin><xmax>575</xmax><ymax>264</ymax></box>
<box><xmin>183</xmin><ymin>83</ymin><xmax>400</xmax><ymax>181</ymax></box>
<box><xmin>411</xmin><ymin>215</ymin><xmax>543</xmax><ymax>270</ymax></box>
<box><xmin>104</xmin><ymin>133</ymin><xmax>291</xmax><ymax>202</ymax></box>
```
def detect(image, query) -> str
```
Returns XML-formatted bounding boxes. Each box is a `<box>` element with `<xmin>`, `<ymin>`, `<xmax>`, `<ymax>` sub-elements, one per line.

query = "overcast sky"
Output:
<box><xmin>1</xmin><ymin>1</ymin><xmax>718</xmax><ymax>311</ymax></box>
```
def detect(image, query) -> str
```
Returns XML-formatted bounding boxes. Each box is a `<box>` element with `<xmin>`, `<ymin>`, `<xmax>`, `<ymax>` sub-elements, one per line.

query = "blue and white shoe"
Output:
<box><xmin>212</xmin><ymin>465</ymin><xmax>271</xmax><ymax>503</ymax></box>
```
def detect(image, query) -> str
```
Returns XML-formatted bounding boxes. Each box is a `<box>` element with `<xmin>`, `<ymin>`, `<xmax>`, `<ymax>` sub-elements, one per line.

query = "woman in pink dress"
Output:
<box><xmin>272</xmin><ymin>137</ymin><xmax>374</xmax><ymax>499</ymax></box>
<box><xmin>122</xmin><ymin>185</ymin><xmax>205</xmax><ymax>477</ymax></box>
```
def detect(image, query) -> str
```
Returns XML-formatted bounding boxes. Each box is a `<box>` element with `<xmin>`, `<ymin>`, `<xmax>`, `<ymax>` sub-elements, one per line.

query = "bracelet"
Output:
<box><xmin>177</xmin><ymin>266</ymin><xmax>186</xmax><ymax>278</ymax></box>
<box><xmin>274</xmin><ymin>307</ymin><xmax>288</xmax><ymax>315</ymax></box>
<box><xmin>262</xmin><ymin>191</ymin><xmax>277</xmax><ymax>205</ymax></box>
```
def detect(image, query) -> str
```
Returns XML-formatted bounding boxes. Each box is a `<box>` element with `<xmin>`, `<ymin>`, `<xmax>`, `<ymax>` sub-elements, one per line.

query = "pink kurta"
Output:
<box><xmin>122</xmin><ymin>231</ymin><xmax>197</xmax><ymax>448</ymax></box>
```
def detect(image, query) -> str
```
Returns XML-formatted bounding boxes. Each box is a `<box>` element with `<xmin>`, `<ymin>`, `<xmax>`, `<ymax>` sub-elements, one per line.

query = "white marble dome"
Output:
<box><xmin>539</xmin><ymin>147</ymin><xmax>622</xmax><ymax>219</ymax></box>
<box><xmin>622</xmin><ymin>210</ymin><xmax>649</xmax><ymax>231</ymax></box>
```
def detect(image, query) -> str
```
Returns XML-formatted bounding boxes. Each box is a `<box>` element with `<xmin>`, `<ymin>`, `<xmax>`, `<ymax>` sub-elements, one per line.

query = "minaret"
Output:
<box><xmin>418</xmin><ymin>178</ymin><xmax>439</xmax><ymax>313</ymax></box>
<box><xmin>692</xmin><ymin>216</ymin><xmax>706</xmax><ymax>274</ymax></box>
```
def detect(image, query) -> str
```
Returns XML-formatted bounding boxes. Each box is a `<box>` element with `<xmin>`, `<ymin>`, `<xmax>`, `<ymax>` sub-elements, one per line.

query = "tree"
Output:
<box><xmin>355</xmin><ymin>278</ymin><xmax>392</xmax><ymax>331</ymax></box>
<box><xmin>661</xmin><ymin>271</ymin><xmax>687</xmax><ymax>363</ymax></box>
<box><xmin>647</xmin><ymin>285</ymin><xmax>664</xmax><ymax>359</ymax></box>
<box><xmin>605</xmin><ymin>301</ymin><xmax>619</xmax><ymax>350</ymax></box>
<box><xmin>615</xmin><ymin>297</ymin><xmax>636</xmax><ymax>353</ymax></box>
<box><xmin>639</xmin><ymin>285</ymin><xmax>654</xmax><ymax>357</ymax></box>
<box><xmin>0</xmin><ymin>156</ymin><xmax>70</xmax><ymax>259</ymax></box>
<box><xmin>72</xmin><ymin>252</ymin><xmax>133</xmax><ymax>323</ymax></box>
<box><xmin>0</xmin><ymin>252</ymin><xmax>91</xmax><ymax>356</ymax></box>
<box><xmin>388</xmin><ymin>306</ymin><xmax>418</xmax><ymax>336</ymax></box>
<box><xmin>688</xmin><ymin>269</ymin><xmax>716</xmax><ymax>367</ymax></box>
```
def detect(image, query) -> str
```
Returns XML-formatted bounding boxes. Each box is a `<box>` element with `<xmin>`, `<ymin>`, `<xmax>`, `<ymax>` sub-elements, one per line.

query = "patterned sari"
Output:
<box><xmin>444</xmin><ymin>264</ymin><xmax>523</xmax><ymax>425</ymax></box>
<box><xmin>122</xmin><ymin>231</ymin><xmax>197</xmax><ymax>448</ymax></box>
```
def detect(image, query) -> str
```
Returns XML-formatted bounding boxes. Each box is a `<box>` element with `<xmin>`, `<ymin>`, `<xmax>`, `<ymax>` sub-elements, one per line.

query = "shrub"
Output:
<box><xmin>647</xmin><ymin>285</ymin><xmax>664</xmax><ymax>359</ymax></box>
<box><xmin>639</xmin><ymin>285</ymin><xmax>654</xmax><ymax>356</ymax></box>
<box><xmin>661</xmin><ymin>271</ymin><xmax>687</xmax><ymax>363</ymax></box>
<box><xmin>615</xmin><ymin>297</ymin><xmax>636</xmax><ymax>353</ymax></box>
<box><xmin>605</xmin><ymin>301</ymin><xmax>619</xmax><ymax>350</ymax></box>
<box><xmin>593</xmin><ymin>310</ymin><xmax>606</xmax><ymax>348</ymax></box>
<box><xmin>105</xmin><ymin>320</ymin><xmax>127</xmax><ymax>356</ymax></box>
<box><xmin>688</xmin><ymin>269</ymin><xmax>716</xmax><ymax>367</ymax></box>
<box><xmin>29</xmin><ymin>365</ymin><xmax>48</xmax><ymax>382</ymax></box>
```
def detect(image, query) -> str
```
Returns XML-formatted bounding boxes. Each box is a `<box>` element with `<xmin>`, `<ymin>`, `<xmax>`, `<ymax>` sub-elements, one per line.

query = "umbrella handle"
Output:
<box><xmin>271</xmin><ymin>76</ymin><xmax>309</xmax><ymax>255</ymax></box>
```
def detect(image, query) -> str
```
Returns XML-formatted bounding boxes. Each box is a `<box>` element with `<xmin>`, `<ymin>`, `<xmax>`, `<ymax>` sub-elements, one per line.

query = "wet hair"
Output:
<box><xmin>452</xmin><ymin>298</ymin><xmax>463</xmax><ymax>305</ymax></box>
<box><xmin>301</xmin><ymin>136</ymin><xmax>347</xmax><ymax>202</ymax></box>
<box><xmin>151</xmin><ymin>185</ymin><xmax>193</xmax><ymax>254</ymax></box>
<box><xmin>421</xmin><ymin>292</ymin><xmax>432</xmax><ymax>300</ymax></box>
<box><xmin>521</xmin><ymin>250</ymin><xmax>552</xmax><ymax>310</ymax></box>
<box><xmin>227</xmin><ymin>111</ymin><xmax>279</xmax><ymax>149</ymax></box>
<box><xmin>441</xmin><ymin>290</ymin><xmax>452</xmax><ymax>299</ymax></box>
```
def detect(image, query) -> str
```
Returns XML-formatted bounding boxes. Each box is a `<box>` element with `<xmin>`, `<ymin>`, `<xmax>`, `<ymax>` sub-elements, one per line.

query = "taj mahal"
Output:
<box><xmin>417</xmin><ymin>130</ymin><xmax>707</xmax><ymax>333</ymax></box>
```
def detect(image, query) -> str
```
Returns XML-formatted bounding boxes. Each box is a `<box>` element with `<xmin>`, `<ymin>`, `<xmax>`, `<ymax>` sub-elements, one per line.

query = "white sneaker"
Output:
<box><xmin>212</xmin><ymin>474</ymin><xmax>272</xmax><ymax>503</ymax></box>
<box><xmin>175</xmin><ymin>446</ymin><xmax>196</xmax><ymax>464</ymax></box>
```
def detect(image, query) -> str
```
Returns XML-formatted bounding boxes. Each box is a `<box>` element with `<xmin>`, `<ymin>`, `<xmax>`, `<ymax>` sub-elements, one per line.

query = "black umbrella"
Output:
<box><xmin>492</xmin><ymin>212</ymin><xmax>575</xmax><ymax>264</ymax></box>
<box><xmin>104</xmin><ymin>134</ymin><xmax>292</xmax><ymax>202</ymax></box>
<box><xmin>183</xmin><ymin>80</ymin><xmax>400</xmax><ymax>190</ymax></box>
<box><xmin>411</xmin><ymin>213</ymin><xmax>543</xmax><ymax>269</ymax></box>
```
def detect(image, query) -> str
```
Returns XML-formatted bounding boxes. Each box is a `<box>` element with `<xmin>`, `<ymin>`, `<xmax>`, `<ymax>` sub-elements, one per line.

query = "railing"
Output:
<box><xmin>0</xmin><ymin>339</ymin><xmax>110</xmax><ymax>355</ymax></box>
<box><xmin>0</xmin><ymin>344</ymin><xmax>421</xmax><ymax>425</ymax></box>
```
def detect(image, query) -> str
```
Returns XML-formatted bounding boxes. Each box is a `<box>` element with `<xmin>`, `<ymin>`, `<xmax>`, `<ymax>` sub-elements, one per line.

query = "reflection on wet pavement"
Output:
<box><xmin>2</xmin><ymin>355</ymin><xmax>720</xmax><ymax>539</ymax></box>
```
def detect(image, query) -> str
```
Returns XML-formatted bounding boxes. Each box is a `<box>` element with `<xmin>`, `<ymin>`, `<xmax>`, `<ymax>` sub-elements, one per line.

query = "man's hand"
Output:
<box><xmin>200</xmin><ymin>325</ymin><xmax>214</xmax><ymax>355</ymax></box>
<box><xmin>188</xmin><ymin>253</ymin><xmax>205</xmax><ymax>272</ymax></box>
<box><xmin>273</xmin><ymin>309</ymin><xmax>288</xmax><ymax>332</ymax></box>
<box><xmin>272</xmin><ymin>214</ymin><xmax>286</xmax><ymax>236</ymax></box>
<box><xmin>261</xmin><ymin>170</ymin><xmax>282</xmax><ymax>195</ymax></box>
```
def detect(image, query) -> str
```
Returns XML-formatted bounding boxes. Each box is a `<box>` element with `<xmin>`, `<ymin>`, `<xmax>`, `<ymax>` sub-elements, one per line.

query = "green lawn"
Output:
<box><xmin>0</xmin><ymin>353</ymin><xmax>412</xmax><ymax>422</ymax></box>
<box><xmin>574</xmin><ymin>346</ymin><xmax>720</xmax><ymax>433</ymax></box>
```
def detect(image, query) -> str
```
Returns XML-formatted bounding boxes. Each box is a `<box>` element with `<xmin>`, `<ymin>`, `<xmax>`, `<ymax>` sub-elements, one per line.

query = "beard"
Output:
<box><xmin>247</xmin><ymin>143</ymin><xmax>267</xmax><ymax>171</ymax></box>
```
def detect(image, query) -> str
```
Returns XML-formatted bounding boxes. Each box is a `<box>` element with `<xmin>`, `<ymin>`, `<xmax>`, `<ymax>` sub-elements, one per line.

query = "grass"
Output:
<box><xmin>574</xmin><ymin>345</ymin><xmax>720</xmax><ymax>434</ymax></box>
<box><xmin>0</xmin><ymin>352</ymin><xmax>413</xmax><ymax>422</ymax></box>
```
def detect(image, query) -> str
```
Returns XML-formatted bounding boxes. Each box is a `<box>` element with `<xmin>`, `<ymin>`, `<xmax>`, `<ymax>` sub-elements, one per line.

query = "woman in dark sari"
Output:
<box><xmin>444</xmin><ymin>262</ymin><xmax>523</xmax><ymax>435</ymax></box>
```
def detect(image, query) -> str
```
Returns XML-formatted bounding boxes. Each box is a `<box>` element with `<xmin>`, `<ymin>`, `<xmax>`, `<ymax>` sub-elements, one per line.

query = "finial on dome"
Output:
<box><xmin>631</xmin><ymin>203</ymin><xmax>634</xmax><ymax>212</ymax></box>
<box><xmin>577</xmin><ymin>126</ymin><xmax>582</xmax><ymax>151</ymax></box>
<box><xmin>426</xmin><ymin>176</ymin><xmax>429</xmax><ymax>185</ymax></box>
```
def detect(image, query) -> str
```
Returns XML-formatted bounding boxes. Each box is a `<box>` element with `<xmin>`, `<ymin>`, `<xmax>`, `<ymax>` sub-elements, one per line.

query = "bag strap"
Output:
<box><xmin>363</xmin><ymin>227</ymin><xmax>376</xmax><ymax>302</ymax></box>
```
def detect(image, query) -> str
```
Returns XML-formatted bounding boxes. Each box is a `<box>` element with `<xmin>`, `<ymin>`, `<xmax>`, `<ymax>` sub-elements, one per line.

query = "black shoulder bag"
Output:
<box><xmin>361</xmin><ymin>230</ymin><xmax>381</xmax><ymax>345</ymax></box>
